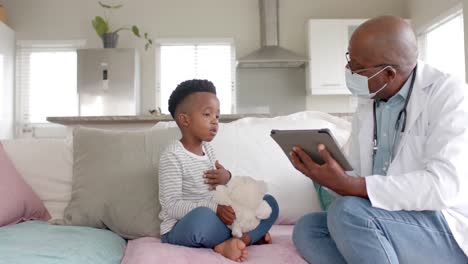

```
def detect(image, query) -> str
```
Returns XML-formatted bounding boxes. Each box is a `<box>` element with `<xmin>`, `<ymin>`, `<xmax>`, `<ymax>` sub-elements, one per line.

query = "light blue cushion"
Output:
<box><xmin>314</xmin><ymin>182</ymin><xmax>336</xmax><ymax>211</ymax></box>
<box><xmin>0</xmin><ymin>221</ymin><xmax>126</xmax><ymax>264</ymax></box>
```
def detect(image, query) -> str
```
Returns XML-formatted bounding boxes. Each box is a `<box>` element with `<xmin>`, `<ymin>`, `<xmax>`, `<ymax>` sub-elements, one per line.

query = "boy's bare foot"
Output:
<box><xmin>214</xmin><ymin>238</ymin><xmax>248</xmax><ymax>262</ymax></box>
<box><xmin>254</xmin><ymin>232</ymin><xmax>272</xmax><ymax>245</ymax></box>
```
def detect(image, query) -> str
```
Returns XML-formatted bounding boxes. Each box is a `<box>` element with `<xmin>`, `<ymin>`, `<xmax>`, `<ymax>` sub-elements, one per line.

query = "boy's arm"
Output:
<box><xmin>203</xmin><ymin>143</ymin><xmax>231</xmax><ymax>188</ymax></box>
<box><xmin>159</xmin><ymin>152</ymin><xmax>218</xmax><ymax>220</ymax></box>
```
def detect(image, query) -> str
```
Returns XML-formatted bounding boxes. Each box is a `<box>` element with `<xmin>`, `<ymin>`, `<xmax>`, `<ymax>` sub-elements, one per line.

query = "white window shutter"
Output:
<box><xmin>15</xmin><ymin>40</ymin><xmax>84</xmax><ymax>138</ymax></box>
<box><xmin>158</xmin><ymin>41</ymin><xmax>235</xmax><ymax>114</ymax></box>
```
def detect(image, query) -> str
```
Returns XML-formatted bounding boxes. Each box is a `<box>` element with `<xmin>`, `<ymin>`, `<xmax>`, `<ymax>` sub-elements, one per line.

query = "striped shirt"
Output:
<box><xmin>158</xmin><ymin>140</ymin><xmax>218</xmax><ymax>235</ymax></box>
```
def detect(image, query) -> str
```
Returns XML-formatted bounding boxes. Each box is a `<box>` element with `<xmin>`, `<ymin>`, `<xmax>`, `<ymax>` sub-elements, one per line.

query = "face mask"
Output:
<box><xmin>345</xmin><ymin>66</ymin><xmax>391</xmax><ymax>99</ymax></box>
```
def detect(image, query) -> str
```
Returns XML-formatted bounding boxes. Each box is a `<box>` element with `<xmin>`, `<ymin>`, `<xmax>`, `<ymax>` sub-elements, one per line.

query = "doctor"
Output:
<box><xmin>291</xmin><ymin>16</ymin><xmax>468</xmax><ymax>264</ymax></box>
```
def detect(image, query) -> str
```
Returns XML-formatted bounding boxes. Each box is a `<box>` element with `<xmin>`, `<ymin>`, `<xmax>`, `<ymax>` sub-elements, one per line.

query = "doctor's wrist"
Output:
<box><xmin>347</xmin><ymin>177</ymin><xmax>368</xmax><ymax>198</ymax></box>
<box><xmin>333</xmin><ymin>176</ymin><xmax>368</xmax><ymax>198</ymax></box>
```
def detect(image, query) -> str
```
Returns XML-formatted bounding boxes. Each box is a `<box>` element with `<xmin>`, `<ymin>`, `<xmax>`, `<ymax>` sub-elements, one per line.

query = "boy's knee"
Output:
<box><xmin>191</xmin><ymin>206</ymin><xmax>215</xmax><ymax>216</ymax></box>
<box><xmin>188</xmin><ymin>207</ymin><xmax>220</xmax><ymax>241</ymax></box>
<box><xmin>189</xmin><ymin>207</ymin><xmax>217</xmax><ymax>226</ymax></box>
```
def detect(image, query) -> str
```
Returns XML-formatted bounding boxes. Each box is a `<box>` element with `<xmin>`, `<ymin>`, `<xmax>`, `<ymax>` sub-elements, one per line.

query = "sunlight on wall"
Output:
<box><xmin>81</xmin><ymin>95</ymin><xmax>104</xmax><ymax>116</ymax></box>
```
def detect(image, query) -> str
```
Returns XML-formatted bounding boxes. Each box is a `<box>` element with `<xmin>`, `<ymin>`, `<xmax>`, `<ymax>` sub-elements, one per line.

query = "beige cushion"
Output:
<box><xmin>2</xmin><ymin>138</ymin><xmax>73</xmax><ymax>220</ymax></box>
<box><xmin>61</xmin><ymin>127</ymin><xmax>179</xmax><ymax>239</ymax></box>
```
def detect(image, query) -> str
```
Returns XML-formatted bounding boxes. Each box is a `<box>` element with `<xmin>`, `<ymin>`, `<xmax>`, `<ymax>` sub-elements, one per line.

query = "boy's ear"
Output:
<box><xmin>177</xmin><ymin>113</ymin><xmax>190</xmax><ymax>127</ymax></box>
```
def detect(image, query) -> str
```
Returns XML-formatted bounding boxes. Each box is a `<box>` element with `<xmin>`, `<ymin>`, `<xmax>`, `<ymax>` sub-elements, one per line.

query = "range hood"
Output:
<box><xmin>237</xmin><ymin>0</ymin><xmax>307</xmax><ymax>68</ymax></box>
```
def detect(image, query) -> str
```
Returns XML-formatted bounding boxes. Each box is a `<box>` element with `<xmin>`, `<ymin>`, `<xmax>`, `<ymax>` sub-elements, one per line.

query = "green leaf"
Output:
<box><xmin>145</xmin><ymin>43</ymin><xmax>150</xmax><ymax>51</ymax></box>
<box><xmin>132</xmin><ymin>26</ymin><xmax>141</xmax><ymax>37</ymax></box>
<box><xmin>144</xmin><ymin>33</ymin><xmax>148</xmax><ymax>39</ymax></box>
<box><xmin>99</xmin><ymin>1</ymin><xmax>123</xmax><ymax>9</ymax></box>
<box><xmin>92</xmin><ymin>16</ymin><xmax>109</xmax><ymax>36</ymax></box>
<box><xmin>148</xmin><ymin>39</ymin><xmax>153</xmax><ymax>45</ymax></box>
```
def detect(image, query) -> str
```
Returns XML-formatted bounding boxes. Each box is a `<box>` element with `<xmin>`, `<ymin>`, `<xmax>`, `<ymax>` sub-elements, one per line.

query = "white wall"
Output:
<box><xmin>408</xmin><ymin>0</ymin><xmax>461</xmax><ymax>32</ymax></box>
<box><xmin>0</xmin><ymin>21</ymin><xmax>14</xmax><ymax>139</ymax></box>
<box><xmin>2</xmin><ymin>0</ymin><xmax>407</xmax><ymax>115</ymax></box>
<box><xmin>237</xmin><ymin>68</ymin><xmax>306</xmax><ymax>115</ymax></box>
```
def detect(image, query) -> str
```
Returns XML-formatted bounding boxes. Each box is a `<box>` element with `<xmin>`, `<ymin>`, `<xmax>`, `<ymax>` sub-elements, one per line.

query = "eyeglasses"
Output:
<box><xmin>345</xmin><ymin>52</ymin><xmax>398</xmax><ymax>74</ymax></box>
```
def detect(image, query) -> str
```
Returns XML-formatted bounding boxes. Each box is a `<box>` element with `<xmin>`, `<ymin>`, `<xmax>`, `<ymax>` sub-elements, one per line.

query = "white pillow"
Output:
<box><xmin>211</xmin><ymin>111</ymin><xmax>351</xmax><ymax>224</ymax></box>
<box><xmin>2</xmin><ymin>139</ymin><xmax>73</xmax><ymax>220</ymax></box>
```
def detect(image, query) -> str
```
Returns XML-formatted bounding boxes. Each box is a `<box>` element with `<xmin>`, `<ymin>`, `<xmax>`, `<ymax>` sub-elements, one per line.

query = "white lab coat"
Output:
<box><xmin>345</xmin><ymin>62</ymin><xmax>468</xmax><ymax>256</ymax></box>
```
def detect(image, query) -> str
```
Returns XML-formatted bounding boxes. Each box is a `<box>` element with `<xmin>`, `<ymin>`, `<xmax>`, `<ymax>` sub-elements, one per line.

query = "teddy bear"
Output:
<box><xmin>213</xmin><ymin>176</ymin><xmax>272</xmax><ymax>238</ymax></box>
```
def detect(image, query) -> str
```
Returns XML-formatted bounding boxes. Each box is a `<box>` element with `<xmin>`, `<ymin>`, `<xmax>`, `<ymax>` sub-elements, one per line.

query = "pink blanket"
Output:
<box><xmin>122</xmin><ymin>225</ymin><xmax>306</xmax><ymax>264</ymax></box>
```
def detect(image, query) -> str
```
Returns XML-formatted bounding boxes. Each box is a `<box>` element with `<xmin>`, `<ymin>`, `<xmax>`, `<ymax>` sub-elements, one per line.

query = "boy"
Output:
<box><xmin>159</xmin><ymin>79</ymin><xmax>279</xmax><ymax>262</ymax></box>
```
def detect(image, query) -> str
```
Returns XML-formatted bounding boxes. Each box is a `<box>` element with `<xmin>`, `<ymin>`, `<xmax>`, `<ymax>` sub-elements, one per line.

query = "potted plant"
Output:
<box><xmin>92</xmin><ymin>1</ymin><xmax>153</xmax><ymax>50</ymax></box>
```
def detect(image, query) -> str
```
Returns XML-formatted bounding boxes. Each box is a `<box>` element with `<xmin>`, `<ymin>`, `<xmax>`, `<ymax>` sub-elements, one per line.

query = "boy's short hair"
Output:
<box><xmin>168</xmin><ymin>79</ymin><xmax>217</xmax><ymax>118</ymax></box>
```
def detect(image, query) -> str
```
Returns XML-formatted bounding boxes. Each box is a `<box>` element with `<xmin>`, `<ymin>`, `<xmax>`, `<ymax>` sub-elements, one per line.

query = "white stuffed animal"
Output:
<box><xmin>213</xmin><ymin>176</ymin><xmax>272</xmax><ymax>238</ymax></box>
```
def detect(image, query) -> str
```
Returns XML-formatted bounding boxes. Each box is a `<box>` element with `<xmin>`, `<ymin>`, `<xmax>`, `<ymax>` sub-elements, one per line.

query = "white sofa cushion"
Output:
<box><xmin>2</xmin><ymin>139</ymin><xmax>73</xmax><ymax>220</ymax></box>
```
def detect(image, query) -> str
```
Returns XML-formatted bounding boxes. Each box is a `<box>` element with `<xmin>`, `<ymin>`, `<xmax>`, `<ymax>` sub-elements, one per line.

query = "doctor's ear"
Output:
<box><xmin>386</xmin><ymin>67</ymin><xmax>397</xmax><ymax>78</ymax></box>
<box><xmin>384</xmin><ymin>66</ymin><xmax>397</xmax><ymax>83</ymax></box>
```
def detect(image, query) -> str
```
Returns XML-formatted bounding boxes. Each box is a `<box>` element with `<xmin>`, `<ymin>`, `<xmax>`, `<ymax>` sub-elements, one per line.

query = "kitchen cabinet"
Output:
<box><xmin>306</xmin><ymin>19</ymin><xmax>366</xmax><ymax>95</ymax></box>
<box><xmin>0</xmin><ymin>21</ymin><xmax>14</xmax><ymax>139</ymax></box>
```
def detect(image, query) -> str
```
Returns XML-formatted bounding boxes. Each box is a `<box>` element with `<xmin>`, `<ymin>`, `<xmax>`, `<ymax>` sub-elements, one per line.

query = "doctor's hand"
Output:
<box><xmin>204</xmin><ymin>160</ymin><xmax>232</xmax><ymax>190</ymax></box>
<box><xmin>290</xmin><ymin>144</ymin><xmax>368</xmax><ymax>198</ymax></box>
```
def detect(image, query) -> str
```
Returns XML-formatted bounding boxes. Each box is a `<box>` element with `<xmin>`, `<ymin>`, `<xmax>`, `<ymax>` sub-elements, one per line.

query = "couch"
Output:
<box><xmin>0</xmin><ymin>111</ymin><xmax>351</xmax><ymax>264</ymax></box>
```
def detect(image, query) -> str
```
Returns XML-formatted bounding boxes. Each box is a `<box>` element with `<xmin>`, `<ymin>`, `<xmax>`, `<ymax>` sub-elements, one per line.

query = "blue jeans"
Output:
<box><xmin>161</xmin><ymin>195</ymin><xmax>279</xmax><ymax>248</ymax></box>
<box><xmin>293</xmin><ymin>196</ymin><xmax>467</xmax><ymax>264</ymax></box>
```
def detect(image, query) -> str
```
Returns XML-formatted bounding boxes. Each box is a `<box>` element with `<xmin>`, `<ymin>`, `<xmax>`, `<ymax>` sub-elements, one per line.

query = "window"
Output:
<box><xmin>16</xmin><ymin>40</ymin><xmax>84</xmax><ymax>137</ymax></box>
<box><xmin>418</xmin><ymin>9</ymin><xmax>465</xmax><ymax>80</ymax></box>
<box><xmin>156</xmin><ymin>39</ymin><xmax>236</xmax><ymax>114</ymax></box>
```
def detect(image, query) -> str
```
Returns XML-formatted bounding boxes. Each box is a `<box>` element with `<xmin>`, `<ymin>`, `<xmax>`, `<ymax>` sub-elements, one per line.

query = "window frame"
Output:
<box><xmin>417</xmin><ymin>5</ymin><xmax>465</xmax><ymax>80</ymax></box>
<box><xmin>15</xmin><ymin>39</ymin><xmax>85</xmax><ymax>138</ymax></box>
<box><xmin>154</xmin><ymin>38</ymin><xmax>237</xmax><ymax>115</ymax></box>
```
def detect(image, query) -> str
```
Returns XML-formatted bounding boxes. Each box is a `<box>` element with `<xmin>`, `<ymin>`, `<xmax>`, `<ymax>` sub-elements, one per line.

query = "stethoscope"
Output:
<box><xmin>372</xmin><ymin>65</ymin><xmax>418</xmax><ymax>168</ymax></box>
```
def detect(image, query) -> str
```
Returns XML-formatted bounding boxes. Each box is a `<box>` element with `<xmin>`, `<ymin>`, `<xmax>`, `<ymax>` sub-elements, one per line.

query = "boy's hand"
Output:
<box><xmin>216</xmin><ymin>204</ymin><xmax>236</xmax><ymax>225</ymax></box>
<box><xmin>204</xmin><ymin>160</ymin><xmax>231</xmax><ymax>190</ymax></box>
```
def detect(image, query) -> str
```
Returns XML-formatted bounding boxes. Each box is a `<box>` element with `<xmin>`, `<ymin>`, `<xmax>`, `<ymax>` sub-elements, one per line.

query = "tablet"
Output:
<box><xmin>270</xmin><ymin>128</ymin><xmax>353</xmax><ymax>171</ymax></box>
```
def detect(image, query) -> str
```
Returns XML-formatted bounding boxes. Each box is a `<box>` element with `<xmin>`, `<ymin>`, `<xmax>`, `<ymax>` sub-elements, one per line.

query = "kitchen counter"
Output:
<box><xmin>46</xmin><ymin>114</ymin><xmax>273</xmax><ymax>126</ymax></box>
<box><xmin>46</xmin><ymin>113</ymin><xmax>353</xmax><ymax>131</ymax></box>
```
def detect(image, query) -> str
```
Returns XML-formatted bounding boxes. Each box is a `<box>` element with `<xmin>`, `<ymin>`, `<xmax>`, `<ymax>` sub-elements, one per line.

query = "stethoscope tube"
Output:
<box><xmin>372</xmin><ymin>65</ymin><xmax>418</xmax><ymax>167</ymax></box>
